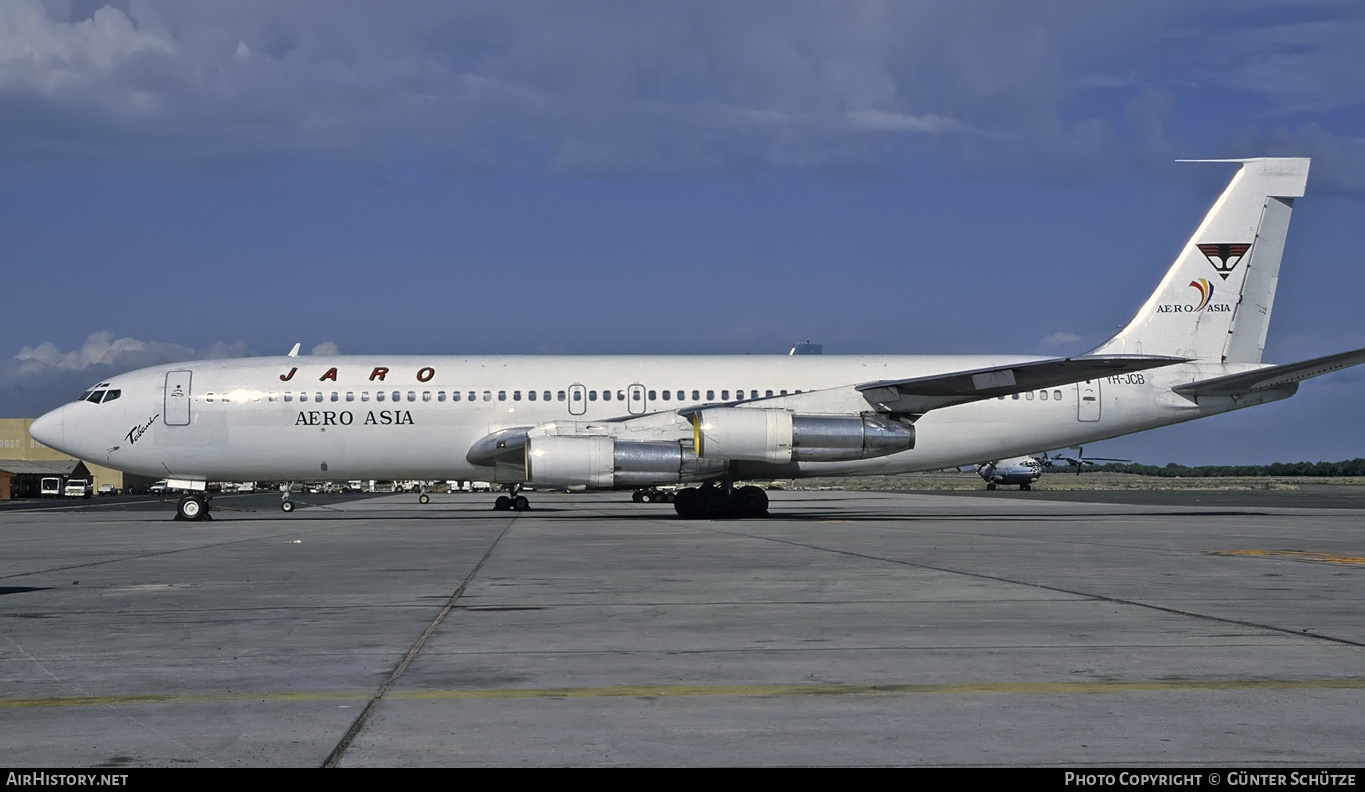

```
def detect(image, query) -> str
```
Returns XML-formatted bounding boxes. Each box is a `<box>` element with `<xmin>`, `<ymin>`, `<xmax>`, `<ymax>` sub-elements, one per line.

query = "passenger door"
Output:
<box><xmin>164</xmin><ymin>371</ymin><xmax>192</xmax><ymax>426</ymax></box>
<box><xmin>568</xmin><ymin>383</ymin><xmax>587</xmax><ymax>416</ymax></box>
<box><xmin>1077</xmin><ymin>380</ymin><xmax>1101</xmax><ymax>422</ymax></box>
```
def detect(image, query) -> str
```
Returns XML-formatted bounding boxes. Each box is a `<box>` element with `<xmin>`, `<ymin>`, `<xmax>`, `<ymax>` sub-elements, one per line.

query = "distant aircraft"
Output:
<box><xmin>976</xmin><ymin>449</ymin><xmax>1124</xmax><ymax>490</ymax></box>
<box><xmin>976</xmin><ymin>457</ymin><xmax>1042</xmax><ymax>490</ymax></box>
<box><xmin>29</xmin><ymin>158</ymin><xmax>1365</xmax><ymax>521</ymax></box>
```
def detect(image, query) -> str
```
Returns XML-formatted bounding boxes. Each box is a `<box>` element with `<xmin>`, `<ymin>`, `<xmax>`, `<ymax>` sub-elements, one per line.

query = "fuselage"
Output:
<box><xmin>29</xmin><ymin>353</ymin><xmax>1291</xmax><ymax>486</ymax></box>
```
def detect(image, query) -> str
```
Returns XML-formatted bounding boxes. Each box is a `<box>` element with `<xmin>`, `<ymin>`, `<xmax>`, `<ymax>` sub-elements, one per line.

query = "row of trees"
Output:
<box><xmin>1089</xmin><ymin>459</ymin><xmax>1365</xmax><ymax>478</ymax></box>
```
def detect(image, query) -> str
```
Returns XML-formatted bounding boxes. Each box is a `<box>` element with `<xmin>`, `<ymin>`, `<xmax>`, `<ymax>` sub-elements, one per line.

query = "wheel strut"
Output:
<box><xmin>494</xmin><ymin>484</ymin><xmax>530</xmax><ymax>511</ymax></box>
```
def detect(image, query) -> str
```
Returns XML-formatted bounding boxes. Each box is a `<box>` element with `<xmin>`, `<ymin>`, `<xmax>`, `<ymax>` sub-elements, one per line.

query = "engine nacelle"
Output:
<box><xmin>790</xmin><ymin>414</ymin><xmax>917</xmax><ymax>461</ymax></box>
<box><xmin>525</xmin><ymin>435</ymin><xmax>725</xmax><ymax>488</ymax></box>
<box><xmin>692</xmin><ymin>409</ymin><xmax>914</xmax><ymax>463</ymax></box>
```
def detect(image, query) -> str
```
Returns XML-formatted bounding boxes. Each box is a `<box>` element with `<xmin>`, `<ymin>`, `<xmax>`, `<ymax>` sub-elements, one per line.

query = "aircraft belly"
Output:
<box><xmin>154</xmin><ymin>413</ymin><xmax>229</xmax><ymax>448</ymax></box>
<box><xmin>146</xmin><ymin>408</ymin><xmax>488</xmax><ymax>481</ymax></box>
<box><xmin>847</xmin><ymin>386</ymin><xmax>1187</xmax><ymax>474</ymax></box>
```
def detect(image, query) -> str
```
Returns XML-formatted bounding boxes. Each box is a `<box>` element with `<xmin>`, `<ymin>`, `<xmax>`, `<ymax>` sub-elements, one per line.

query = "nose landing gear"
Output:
<box><xmin>175</xmin><ymin>493</ymin><xmax>211</xmax><ymax>521</ymax></box>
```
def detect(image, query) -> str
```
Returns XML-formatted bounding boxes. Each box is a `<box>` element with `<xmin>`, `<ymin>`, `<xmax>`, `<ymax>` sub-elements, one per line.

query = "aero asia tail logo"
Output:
<box><xmin>1157</xmin><ymin>277</ymin><xmax>1229</xmax><ymax>314</ymax></box>
<box><xmin>1189</xmin><ymin>278</ymin><xmax>1213</xmax><ymax>310</ymax></box>
<box><xmin>1198</xmin><ymin>243</ymin><xmax>1251</xmax><ymax>280</ymax></box>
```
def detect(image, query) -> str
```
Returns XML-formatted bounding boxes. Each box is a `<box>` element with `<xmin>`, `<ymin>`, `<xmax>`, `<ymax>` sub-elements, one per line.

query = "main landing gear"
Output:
<box><xmin>631</xmin><ymin>488</ymin><xmax>676</xmax><ymax>504</ymax></box>
<box><xmin>175</xmin><ymin>493</ymin><xmax>212</xmax><ymax>521</ymax></box>
<box><xmin>671</xmin><ymin>484</ymin><xmax>768</xmax><ymax>519</ymax></box>
<box><xmin>493</xmin><ymin>484</ymin><xmax>530</xmax><ymax>512</ymax></box>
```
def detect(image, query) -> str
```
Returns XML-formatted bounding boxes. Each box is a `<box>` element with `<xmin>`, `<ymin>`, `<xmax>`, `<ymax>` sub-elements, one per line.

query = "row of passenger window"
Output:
<box><xmin>998</xmin><ymin>390</ymin><xmax>1065</xmax><ymax>401</ymax></box>
<box><xmin>203</xmin><ymin>387</ymin><xmax>801</xmax><ymax>404</ymax></box>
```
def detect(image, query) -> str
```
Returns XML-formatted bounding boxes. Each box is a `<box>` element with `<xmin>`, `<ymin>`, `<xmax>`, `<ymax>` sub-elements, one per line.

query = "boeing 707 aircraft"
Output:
<box><xmin>29</xmin><ymin>158</ymin><xmax>1365</xmax><ymax>520</ymax></box>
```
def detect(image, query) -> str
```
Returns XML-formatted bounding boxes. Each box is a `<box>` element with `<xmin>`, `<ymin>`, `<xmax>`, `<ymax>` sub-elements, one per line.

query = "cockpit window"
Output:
<box><xmin>78</xmin><ymin>387</ymin><xmax>122</xmax><ymax>404</ymax></box>
<box><xmin>77</xmin><ymin>383</ymin><xmax>111</xmax><ymax>403</ymax></box>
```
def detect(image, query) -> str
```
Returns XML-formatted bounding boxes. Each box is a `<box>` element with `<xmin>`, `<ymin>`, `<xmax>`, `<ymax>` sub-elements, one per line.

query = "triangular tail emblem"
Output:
<box><xmin>1197</xmin><ymin>242</ymin><xmax>1252</xmax><ymax>280</ymax></box>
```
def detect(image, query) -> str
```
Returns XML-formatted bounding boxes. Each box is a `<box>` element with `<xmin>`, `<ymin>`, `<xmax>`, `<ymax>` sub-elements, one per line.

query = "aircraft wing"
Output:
<box><xmin>856</xmin><ymin>355</ymin><xmax>1188</xmax><ymax>416</ymax></box>
<box><xmin>1172</xmin><ymin>347</ymin><xmax>1365</xmax><ymax>398</ymax></box>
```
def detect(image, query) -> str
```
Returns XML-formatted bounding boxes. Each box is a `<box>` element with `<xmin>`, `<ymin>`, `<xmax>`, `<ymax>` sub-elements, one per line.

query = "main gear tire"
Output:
<box><xmin>177</xmin><ymin>494</ymin><xmax>209</xmax><ymax>521</ymax></box>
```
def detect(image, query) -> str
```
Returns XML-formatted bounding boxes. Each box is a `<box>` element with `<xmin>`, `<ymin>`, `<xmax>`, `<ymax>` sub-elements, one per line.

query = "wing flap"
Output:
<box><xmin>1173</xmin><ymin>347</ymin><xmax>1365</xmax><ymax>398</ymax></box>
<box><xmin>857</xmin><ymin>355</ymin><xmax>1187</xmax><ymax>415</ymax></box>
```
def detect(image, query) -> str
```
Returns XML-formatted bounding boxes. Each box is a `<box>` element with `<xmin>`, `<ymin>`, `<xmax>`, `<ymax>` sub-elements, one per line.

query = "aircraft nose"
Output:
<box><xmin>29</xmin><ymin>406</ymin><xmax>66</xmax><ymax>451</ymax></box>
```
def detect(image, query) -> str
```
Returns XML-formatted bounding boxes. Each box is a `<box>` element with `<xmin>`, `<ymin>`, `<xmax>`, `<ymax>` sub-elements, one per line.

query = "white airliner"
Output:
<box><xmin>29</xmin><ymin>158</ymin><xmax>1365</xmax><ymax>521</ymax></box>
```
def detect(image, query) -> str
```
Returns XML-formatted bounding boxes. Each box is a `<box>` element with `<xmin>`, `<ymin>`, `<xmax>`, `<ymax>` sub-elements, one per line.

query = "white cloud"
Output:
<box><xmin>11</xmin><ymin>331</ymin><xmax>248</xmax><ymax>379</ymax></box>
<box><xmin>844</xmin><ymin>109</ymin><xmax>973</xmax><ymax>135</ymax></box>
<box><xmin>0</xmin><ymin>331</ymin><xmax>249</xmax><ymax>416</ymax></box>
<box><xmin>201</xmin><ymin>340</ymin><xmax>253</xmax><ymax>360</ymax></box>
<box><xmin>0</xmin><ymin>1</ymin><xmax>1132</xmax><ymax>173</ymax></box>
<box><xmin>0</xmin><ymin>0</ymin><xmax>172</xmax><ymax>97</ymax></box>
<box><xmin>311</xmin><ymin>342</ymin><xmax>340</xmax><ymax>356</ymax></box>
<box><xmin>1043</xmin><ymin>332</ymin><xmax>1082</xmax><ymax>347</ymax></box>
<box><xmin>0</xmin><ymin>2</ymin><xmax>1361</xmax><ymax>185</ymax></box>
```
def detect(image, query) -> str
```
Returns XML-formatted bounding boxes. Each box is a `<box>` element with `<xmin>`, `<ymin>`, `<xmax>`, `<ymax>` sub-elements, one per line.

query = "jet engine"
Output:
<box><xmin>525</xmin><ymin>435</ymin><xmax>726</xmax><ymax>488</ymax></box>
<box><xmin>692</xmin><ymin>409</ymin><xmax>914</xmax><ymax>463</ymax></box>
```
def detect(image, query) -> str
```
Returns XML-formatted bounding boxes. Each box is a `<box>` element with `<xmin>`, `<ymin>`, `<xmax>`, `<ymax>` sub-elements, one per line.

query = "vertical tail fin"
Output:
<box><xmin>1091</xmin><ymin>158</ymin><xmax>1310</xmax><ymax>363</ymax></box>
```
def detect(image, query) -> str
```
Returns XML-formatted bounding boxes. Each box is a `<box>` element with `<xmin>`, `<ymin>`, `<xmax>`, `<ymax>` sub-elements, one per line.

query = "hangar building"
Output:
<box><xmin>0</xmin><ymin>418</ymin><xmax>135</xmax><ymax>498</ymax></box>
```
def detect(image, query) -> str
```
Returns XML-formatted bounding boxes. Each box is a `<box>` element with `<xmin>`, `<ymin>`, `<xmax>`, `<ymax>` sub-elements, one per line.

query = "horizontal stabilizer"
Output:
<box><xmin>1173</xmin><ymin>347</ymin><xmax>1365</xmax><ymax>397</ymax></box>
<box><xmin>857</xmin><ymin>355</ymin><xmax>1187</xmax><ymax>415</ymax></box>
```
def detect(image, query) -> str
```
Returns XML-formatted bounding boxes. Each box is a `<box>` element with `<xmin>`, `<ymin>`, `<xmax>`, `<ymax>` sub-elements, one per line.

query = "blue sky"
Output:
<box><xmin>2</xmin><ymin>1</ymin><xmax>1363</xmax><ymax>465</ymax></box>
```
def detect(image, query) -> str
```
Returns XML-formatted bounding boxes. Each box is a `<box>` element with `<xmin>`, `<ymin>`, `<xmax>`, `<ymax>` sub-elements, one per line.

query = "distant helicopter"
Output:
<box><xmin>976</xmin><ymin>448</ymin><xmax>1125</xmax><ymax>490</ymax></box>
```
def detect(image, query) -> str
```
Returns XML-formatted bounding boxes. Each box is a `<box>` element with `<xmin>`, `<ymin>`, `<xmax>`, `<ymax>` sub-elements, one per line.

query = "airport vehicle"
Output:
<box><xmin>63</xmin><ymin>479</ymin><xmax>92</xmax><ymax>498</ymax></box>
<box><xmin>97</xmin><ymin>484</ymin><xmax>119</xmax><ymax>496</ymax></box>
<box><xmin>40</xmin><ymin>477</ymin><xmax>63</xmax><ymax>498</ymax></box>
<box><xmin>28</xmin><ymin>158</ymin><xmax>1365</xmax><ymax>521</ymax></box>
<box><xmin>148</xmin><ymin>480</ymin><xmax>169</xmax><ymax>494</ymax></box>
